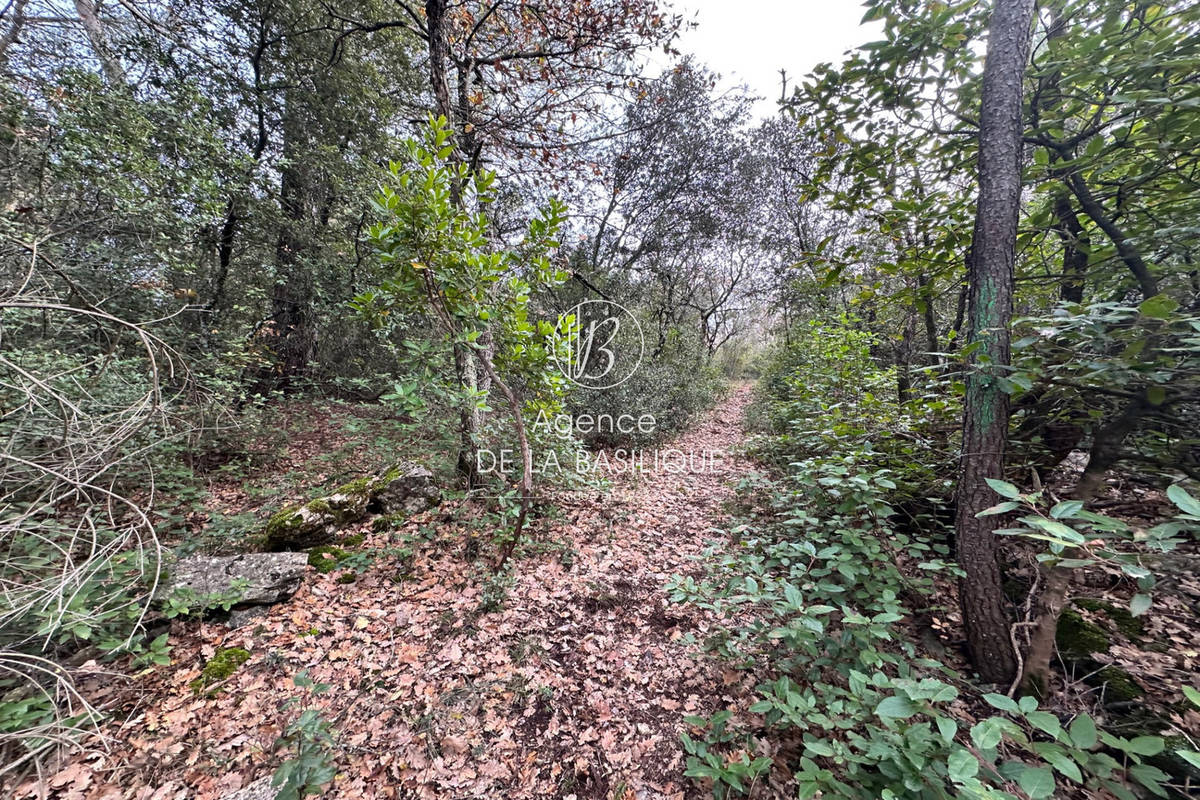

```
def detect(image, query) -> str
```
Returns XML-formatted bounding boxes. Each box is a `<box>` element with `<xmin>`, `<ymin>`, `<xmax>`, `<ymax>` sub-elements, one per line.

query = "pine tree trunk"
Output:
<box><xmin>954</xmin><ymin>0</ymin><xmax>1036</xmax><ymax>685</ymax></box>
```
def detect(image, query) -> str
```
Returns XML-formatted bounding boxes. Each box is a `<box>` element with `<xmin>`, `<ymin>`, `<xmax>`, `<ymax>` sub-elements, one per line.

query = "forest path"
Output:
<box><xmin>48</xmin><ymin>387</ymin><xmax>759</xmax><ymax>800</ymax></box>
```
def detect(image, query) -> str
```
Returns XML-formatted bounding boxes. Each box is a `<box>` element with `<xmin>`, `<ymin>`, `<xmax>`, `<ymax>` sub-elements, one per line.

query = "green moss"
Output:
<box><xmin>336</xmin><ymin>573</ymin><xmax>357</xmax><ymax>584</ymax></box>
<box><xmin>372</xmin><ymin>513</ymin><xmax>405</xmax><ymax>532</ymax></box>
<box><xmin>306</xmin><ymin>498</ymin><xmax>333</xmax><ymax>515</ymax></box>
<box><xmin>307</xmin><ymin>545</ymin><xmax>348</xmax><ymax>573</ymax></box>
<box><xmin>189</xmin><ymin>647</ymin><xmax>250</xmax><ymax>692</ymax></box>
<box><xmin>335</xmin><ymin>476</ymin><xmax>373</xmax><ymax>495</ymax></box>
<box><xmin>1073</xmin><ymin>598</ymin><xmax>1144</xmax><ymax>639</ymax></box>
<box><xmin>1056</xmin><ymin>608</ymin><xmax>1110</xmax><ymax>660</ymax></box>
<box><xmin>1105</xmin><ymin>606</ymin><xmax>1144</xmax><ymax>639</ymax></box>
<box><xmin>265</xmin><ymin>506</ymin><xmax>303</xmax><ymax>537</ymax></box>
<box><xmin>1088</xmin><ymin>666</ymin><xmax>1144</xmax><ymax>702</ymax></box>
<box><xmin>341</xmin><ymin>533</ymin><xmax>365</xmax><ymax>548</ymax></box>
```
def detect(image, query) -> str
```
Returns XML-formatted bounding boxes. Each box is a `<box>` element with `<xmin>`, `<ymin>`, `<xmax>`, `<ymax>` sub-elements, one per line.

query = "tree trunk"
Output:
<box><xmin>74</xmin><ymin>0</ymin><xmax>125</xmax><ymax>85</ymax></box>
<box><xmin>918</xmin><ymin>272</ymin><xmax>939</xmax><ymax>364</ymax></box>
<box><xmin>1051</xmin><ymin>190</ymin><xmax>1088</xmax><ymax>304</ymax></box>
<box><xmin>425</xmin><ymin>0</ymin><xmax>481</xmax><ymax>486</ymax></box>
<box><xmin>954</xmin><ymin>0</ymin><xmax>1035</xmax><ymax>686</ymax></box>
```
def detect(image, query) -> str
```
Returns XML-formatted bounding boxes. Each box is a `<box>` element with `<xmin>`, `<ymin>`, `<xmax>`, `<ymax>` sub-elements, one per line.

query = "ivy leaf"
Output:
<box><xmin>1129</xmin><ymin>593</ymin><xmax>1152</xmax><ymax>617</ymax></box>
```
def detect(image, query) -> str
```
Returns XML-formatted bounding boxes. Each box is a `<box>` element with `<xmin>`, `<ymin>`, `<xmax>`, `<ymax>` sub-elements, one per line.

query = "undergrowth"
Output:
<box><xmin>669</xmin><ymin>323</ymin><xmax>1197</xmax><ymax>799</ymax></box>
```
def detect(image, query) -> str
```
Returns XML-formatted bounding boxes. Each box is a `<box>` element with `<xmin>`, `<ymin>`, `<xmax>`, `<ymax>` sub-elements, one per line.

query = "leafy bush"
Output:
<box><xmin>668</xmin><ymin>322</ymin><xmax>1190</xmax><ymax>799</ymax></box>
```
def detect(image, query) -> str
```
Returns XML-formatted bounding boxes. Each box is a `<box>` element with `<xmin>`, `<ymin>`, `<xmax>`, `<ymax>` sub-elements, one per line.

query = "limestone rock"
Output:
<box><xmin>222</xmin><ymin>776</ymin><xmax>275</xmax><ymax>800</ymax></box>
<box><xmin>370</xmin><ymin>462</ymin><xmax>441</xmax><ymax>515</ymax></box>
<box><xmin>170</xmin><ymin>552</ymin><xmax>307</xmax><ymax>606</ymax></box>
<box><xmin>263</xmin><ymin>484</ymin><xmax>371</xmax><ymax>550</ymax></box>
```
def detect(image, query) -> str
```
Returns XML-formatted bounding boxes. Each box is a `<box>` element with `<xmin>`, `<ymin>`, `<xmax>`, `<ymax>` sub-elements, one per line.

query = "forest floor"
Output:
<box><xmin>27</xmin><ymin>387</ymin><xmax>763</xmax><ymax>800</ymax></box>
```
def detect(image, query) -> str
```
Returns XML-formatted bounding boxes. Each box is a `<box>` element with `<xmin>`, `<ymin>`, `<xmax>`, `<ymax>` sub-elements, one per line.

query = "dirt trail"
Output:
<box><xmin>34</xmin><ymin>387</ymin><xmax>757</xmax><ymax>800</ymax></box>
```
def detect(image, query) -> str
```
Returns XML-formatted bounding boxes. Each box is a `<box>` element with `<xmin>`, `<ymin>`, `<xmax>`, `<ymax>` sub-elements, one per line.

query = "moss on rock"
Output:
<box><xmin>1056</xmin><ymin>608</ymin><xmax>1110</xmax><ymax>660</ymax></box>
<box><xmin>1106</xmin><ymin>606</ymin><xmax>1144</xmax><ymax>639</ymax></box>
<box><xmin>341</xmin><ymin>533</ymin><xmax>365</xmax><ymax>548</ymax></box>
<box><xmin>307</xmin><ymin>545</ymin><xmax>348</xmax><ymax>574</ymax></box>
<box><xmin>1073</xmin><ymin>597</ymin><xmax>1144</xmax><ymax>639</ymax></box>
<box><xmin>190</xmin><ymin>647</ymin><xmax>250</xmax><ymax>692</ymax></box>
<box><xmin>335</xmin><ymin>476</ymin><xmax>374</xmax><ymax>496</ymax></box>
<box><xmin>1088</xmin><ymin>665</ymin><xmax>1144</xmax><ymax>702</ymax></box>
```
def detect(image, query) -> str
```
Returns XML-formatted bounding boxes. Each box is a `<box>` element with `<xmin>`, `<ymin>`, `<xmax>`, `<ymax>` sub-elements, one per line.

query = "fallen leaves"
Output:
<box><xmin>11</xmin><ymin>389</ymin><xmax>761</xmax><ymax>800</ymax></box>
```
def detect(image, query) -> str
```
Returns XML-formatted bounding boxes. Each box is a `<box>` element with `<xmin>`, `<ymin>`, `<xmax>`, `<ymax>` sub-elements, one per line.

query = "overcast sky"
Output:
<box><xmin>661</xmin><ymin>0</ymin><xmax>885</xmax><ymax>117</ymax></box>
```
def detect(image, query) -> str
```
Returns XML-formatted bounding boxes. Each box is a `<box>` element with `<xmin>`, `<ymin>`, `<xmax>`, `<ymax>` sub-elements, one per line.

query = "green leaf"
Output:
<box><xmin>1049</xmin><ymin>501</ymin><xmax>1083</xmax><ymax>519</ymax></box>
<box><xmin>1128</xmin><ymin>763</ymin><xmax>1170</xmax><ymax>796</ymax></box>
<box><xmin>1026</xmin><ymin>517</ymin><xmax>1085</xmax><ymax>543</ymax></box>
<box><xmin>982</xmin><ymin>693</ymin><xmax>1020</xmax><ymax>713</ymax></box>
<box><xmin>977</xmin><ymin>501</ymin><xmax>1019</xmax><ymax>517</ymax></box>
<box><xmin>1015</xmin><ymin>765</ymin><xmax>1056</xmax><ymax>799</ymax></box>
<box><xmin>1130</xmin><ymin>593</ymin><xmax>1152</xmax><ymax>617</ymax></box>
<box><xmin>1069</xmin><ymin>714</ymin><xmax>1097</xmax><ymax>749</ymax></box>
<box><xmin>971</xmin><ymin>718</ymin><xmax>1005</xmax><ymax>750</ymax></box>
<box><xmin>947</xmin><ymin>748</ymin><xmax>978</xmax><ymax>782</ymax></box>
<box><xmin>985</xmin><ymin>478</ymin><xmax>1021</xmax><ymax>499</ymax></box>
<box><xmin>936</xmin><ymin>716</ymin><xmax>957</xmax><ymax>744</ymax></box>
<box><xmin>1025</xmin><ymin>711</ymin><xmax>1062</xmax><ymax>739</ymax></box>
<box><xmin>1167</xmin><ymin>484</ymin><xmax>1200</xmax><ymax>516</ymax></box>
<box><xmin>875</xmin><ymin>696</ymin><xmax>919</xmax><ymax>720</ymax></box>
<box><xmin>1032</xmin><ymin>743</ymin><xmax>1082</xmax><ymax>782</ymax></box>
<box><xmin>1125</xmin><ymin>736</ymin><xmax>1165</xmax><ymax>756</ymax></box>
<box><xmin>1182</xmin><ymin>686</ymin><xmax>1200</xmax><ymax>708</ymax></box>
<box><xmin>1177</xmin><ymin>751</ymin><xmax>1200</xmax><ymax>770</ymax></box>
<box><xmin>1138</xmin><ymin>294</ymin><xmax>1178</xmax><ymax>319</ymax></box>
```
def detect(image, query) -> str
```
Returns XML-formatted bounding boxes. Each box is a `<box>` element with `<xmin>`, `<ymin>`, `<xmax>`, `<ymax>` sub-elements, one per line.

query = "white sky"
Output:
<box><xmin>664</xmin><ymin>0</ymin><xmax>885</xmax><ymax>117</ymax></box>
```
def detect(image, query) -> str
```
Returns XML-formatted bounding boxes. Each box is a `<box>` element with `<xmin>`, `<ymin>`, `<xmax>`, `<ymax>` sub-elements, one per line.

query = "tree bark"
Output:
<box><xmin>1051</xmin><ymin>190</ymin><xmax>1089</xmax><ymax>304</ymax></box>
<box><xmin>425</xmin><ymin>0</ymin><xmax>481</xmax><ymax>486</ymax></box>
<box><xmin>954</xmin><ymin>0</ymin><xmax>1035</xmax><ymax>685</ymax></box>
<box><xmin>74</xmin><ymin>0</ymin><xmax>125</xmax><ymax>85</ymax></box>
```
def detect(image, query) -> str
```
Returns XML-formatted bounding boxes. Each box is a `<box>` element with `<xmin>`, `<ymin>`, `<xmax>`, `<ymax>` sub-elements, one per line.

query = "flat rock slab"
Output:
<box><xmin>170</xmin><ymin>552</ymin><xmax>307</xmax><ymax>606</ymax></box>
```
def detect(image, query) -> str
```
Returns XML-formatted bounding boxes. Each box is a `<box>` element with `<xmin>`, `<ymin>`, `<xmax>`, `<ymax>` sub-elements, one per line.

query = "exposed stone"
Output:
<box><xmin>264</xmin><ymin>487</ymin><xmax>369</xmax><ymax>550</ymax></box>
<box><xmin>370</xmin><ymin>462</ymin><xmax>441</xmax><ymax>515</ymax></box>
<box><xmin>261</xmin><ymin>465</ymin><xmax>437</xmax><ymax>550</ymax></box>
<box><xmin>170</xmin><ymin>552</ymin><xmax>307</xmax><ymax>606</ymax></box>
<box><xmin>227</xmin><ymin>605</ymin><xmax>270</xmax><ymax>629</ymax></box>
<box><xmin>222</xmin><ymin>776</ymin><xmax>275</xmax><ymax>800</ymax></box>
